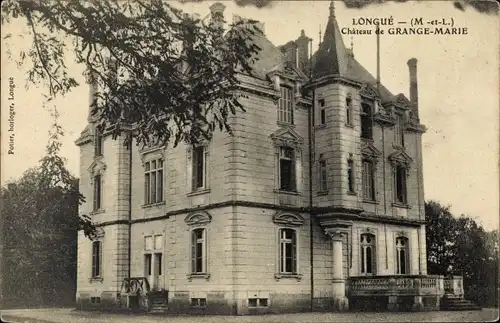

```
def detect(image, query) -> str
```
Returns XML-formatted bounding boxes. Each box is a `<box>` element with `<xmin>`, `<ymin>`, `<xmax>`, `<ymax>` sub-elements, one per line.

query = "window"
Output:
<box><xmin>319</xmin><ymin>155</ymin><xmax>327</xmax><ymax>192</ymax></box>
<box><xmin>394</xmin><ymin>165</ymin><xmax>407</xmax><ymax>204</ymax></box>
<box><xmin>91</xmin><ymin>241</ymin><xmax>102</xmax><ymax>278</ymax></box>
<box><xmin>360</xmin><ymin>234</ymin><xmax>376</xmax><ymax>275</ymax></box>
<box><xmin>144</xmin><ymin>159</ymin><xmax>164</xmax><ymax>204</ymax></box>
<box><xmin>362</xmin><ymin>160</ymin><xmax>375</xmax><ymax>200</ymax></box>
<box><xmin>90</xmin><ymin>297</ymin><xmax>101</xmax><ymax>304</ymax></box>
<box><xmin>347</xmin><ymin>159</ymin><xmax>355</xmax><ymax>193</ymax></box>
<box><xmin>279</xmin><ymin>228</ymin><xmax>297</xmax><ymax>274</ymax></box>
<box><xmin>346</xmin><ymin>96</ymin><xmax>353</xmax><ymax>125</ymax></box>
<box><xmin>279</xmin><ymin>147</ymin><xmax>296</xmax><ymax>192</ymax></box>
<box><xmin>396</xmin><ymin>237</ymin><xmax>409</xmax><ymax>274</ymax></box>
<box><xmin>248</xmin><ymin>298</ymin><xmax>269</xmax><ymax>308</ymax></box>
<box><xmin>192</xmin><ymin>146</ymin><xmax>208</xmax><ymax>190</ymax></box>
<box><xmin>361</xmin><ymin>103</ymin><xmax>373</xmax><ymax>140</ymax></box>
<box><xmin>144</xmin><ymin>253</ymin><xmax>152</xmax><ymax>276</ymax></box>
<box><xmin>94</xmin><ymin>127</ymin><xmax>103</xmax><ymax>157</ymax></box>
<box><xmin>278</xmin><ymin>86</ymin><xmax>294</xmax><ymax>124</ymax></box>
<box><xmin>93</xmin><ymin>175</ymin><xmax>102</xmax><ymax>211</ymax></box>
<box><xmin>191</xmin><ymin>229</ymin><xmax>206</xmax><ymax>274</ymax></box>
<box><xmin>395</xmin><ymin>114</ymin><xmax>405</xmax><ymax>147</ymax></box>
<box><xmin>191</xmin><ymin>298</ymin><xmax>207</xmax><ymax>307</ymax></box>
<box><xmin>318</xmin><ymin>98</ymin><xmax>326</xmax><ymax>125</ymax></box>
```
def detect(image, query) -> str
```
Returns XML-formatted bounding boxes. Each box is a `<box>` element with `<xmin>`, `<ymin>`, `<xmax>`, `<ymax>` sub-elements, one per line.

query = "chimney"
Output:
<box><xmin>88</xmin><ymin>71</ymin><xmax>98</xmax><ymax>122</ymax></box>
<box><xmin>280</xmin><ymin>42</ymin><xmax>298</xmax><ymax>68</ymax></box>
<box><xmin>407</xmin><ymin>58</ymin><xmax>419</xmax><ymax>119</ymax></box>
<box><xmin>295</xmin><ymin>29</ymin><xmax>312</xmax><ymax>72</ymax></box>
<box><xmin>209</xmin><ymin>2</ymin><xmax>225</xmax><ymax>30</ymax></box>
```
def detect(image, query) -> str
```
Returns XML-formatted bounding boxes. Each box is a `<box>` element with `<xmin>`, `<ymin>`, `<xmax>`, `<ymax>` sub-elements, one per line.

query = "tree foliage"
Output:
<box><xmin>425</xmin><ymin>200</ymin><xmax>499</xmax><ymax>307</ymax></box>
<box><xmin>1</xmin><ymin>0</ymin><xmax>261</xmax><ymax>147</ymax></box>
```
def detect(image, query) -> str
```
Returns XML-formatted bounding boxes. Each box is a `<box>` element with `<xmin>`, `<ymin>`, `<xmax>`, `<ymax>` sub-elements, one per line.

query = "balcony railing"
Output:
<box><xmin>347</xmin><ymin>275</ymin><xmax>463</xmax><ymax>297</ymax></box>
<box><xmin>120</xmin><ymin>277</ymin><xmax>151</xmax><ymax>296</ymax></box>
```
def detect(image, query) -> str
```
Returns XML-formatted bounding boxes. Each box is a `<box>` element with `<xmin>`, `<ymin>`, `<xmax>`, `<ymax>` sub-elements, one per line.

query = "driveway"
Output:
<box><xmin>1</xmin><ymin>308</ymin><xmax>498</xmax><ymax>323</ymax></box>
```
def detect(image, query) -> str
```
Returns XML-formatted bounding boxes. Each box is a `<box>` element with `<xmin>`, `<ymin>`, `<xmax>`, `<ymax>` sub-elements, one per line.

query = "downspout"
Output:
<box><xmin>308</xmin><ymin>38</ymin><xmax>315</xmax><ymax>312</ymax></box>
<box><xmin>382</xmin><ymin>127</ymin><xmax>388</xmax><ymax>270</ymax></box>
<box><xmin>128</xmin><ymin>134</ymin><xmax>132</xmax><ymax>279</ymax></box>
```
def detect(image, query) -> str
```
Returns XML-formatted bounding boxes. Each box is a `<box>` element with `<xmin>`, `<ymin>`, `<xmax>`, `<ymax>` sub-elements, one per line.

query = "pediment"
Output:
<box><xmin>88</xmin><ymin>158</ymin><xmax>107</xmax><ymax>177</ymax></box>
<box><xmin>395</xmin><ymin>93</ymin><xmax>410</xmax><ymax>107</ymax></box>
<box><xmin>185</xmin><ymin>211</ymin><xmax>212</xmax><ymax>226</ymax></box>
<box><xmin>270</xmin><ymin>127</ymin><xmax>304</xmax><ymax>148</ymax></box>
<box><xmin>359</xmin><ymin>83</ymin><xmax>380</xmax><ymax>100</ymax></box>
<box><xmin>361</xmin><ymin>142</ymin><xmax>382</xmax><ymax>159</ymax></box>
<box><xmin>272</xmin><ymin>211</ymin><xmax>304</xmax><ymax>226</ymax></box>
<box><xmin>388</xmin><ymin>149</ymin><xmax>413</xmax><ymax>167</ymax></box>
<box><xmin>267</xmin><ymin>61</ymin><xmax>307</xmax><ymax>81</ymax></box>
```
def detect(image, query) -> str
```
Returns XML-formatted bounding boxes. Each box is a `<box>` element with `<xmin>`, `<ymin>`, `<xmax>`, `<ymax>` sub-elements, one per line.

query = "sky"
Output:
<box><xmin>1</xmin><ymin>0</ymin><xmax>499</xmax><ymax>229</ymax></box>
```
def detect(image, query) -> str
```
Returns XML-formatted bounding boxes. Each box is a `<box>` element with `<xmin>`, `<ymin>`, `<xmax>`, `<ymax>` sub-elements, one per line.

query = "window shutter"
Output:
<box><xmin>204</xmin><ymin>148</ymin><xmax>208</xmax><ymax>188</ymax></box>
<box><xmin>192</xmin><ymin>149</ymin><xmax>198</xmax><ymax>190</ymax></box>
<box><xmin>191</xmin><ymin>231</ymin><xmax>196</xmax><ymax>273</ymax></box>
<box><xmin>158</xmin><ymin>169</ymin><xmax>163</xmax><ymax>202</ymax></box>
<box><xmin>291</xmin><ymin>231</ymin><xmax>297</xmax><ymax>273</ymax></box>
<box><xmin>92</xmin><ymin>242</ymin><xmax>96</xmax><ymax>277</ymax></box>
<box><xmin>291</xmin><ymin>153</ymin><xmax>297</xmax><ymax>191</ymax></box>
<box><xmin>144</xmin><ymin>173</ymin><xmax>150</xmax><ymax>204</ymax></box>
<box><xmin>98</xmin><ymin>241</ymin><xmax>102</xmax><ymax>277</ymax></box>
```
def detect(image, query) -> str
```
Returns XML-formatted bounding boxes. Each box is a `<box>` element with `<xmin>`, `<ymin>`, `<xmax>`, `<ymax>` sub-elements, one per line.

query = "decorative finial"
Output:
<box><xmin>329</xmin><ymin>0</ymin><xmax>335</xmax><ymax>17</ymax></box>
<box><xmin>350</xmin><ymin>36</ymin><xmax>354</xmax><ymax>52</ymax></box>
<box><xmin>319</xmin><ymin>25</ymin><xmax>322</xmax><ymax>47</ymax></box>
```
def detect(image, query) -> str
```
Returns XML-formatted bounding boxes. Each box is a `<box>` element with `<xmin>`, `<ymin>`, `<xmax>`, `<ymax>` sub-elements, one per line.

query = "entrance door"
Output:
<box><xmin>153</xmin><ymin>253</ymin><xmax>163</xmax><ymax>290</ymax></box>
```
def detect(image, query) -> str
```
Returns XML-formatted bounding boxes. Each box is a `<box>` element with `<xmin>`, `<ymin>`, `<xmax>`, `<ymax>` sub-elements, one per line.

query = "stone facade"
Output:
<box><xmin>75</xmin><ymin>1</ymin><xmax>429</xmax><ymax>314</ymax></box>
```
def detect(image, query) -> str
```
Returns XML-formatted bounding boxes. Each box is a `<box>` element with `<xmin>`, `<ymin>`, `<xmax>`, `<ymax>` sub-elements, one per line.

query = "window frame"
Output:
<box><xmin>91</xmin><ymin>240</ymin><xmax>102</xmax><ymax>278</ymax></box>
<box><xmin>362</xmin><ymin>159</ymin><xmax>376</xmax><ymax>201</ymax></box>
<box><xmin>347</xmin><ymin>158</ymin><xmax>355</xmax><ymax>194</ymax></box>
<box><xmin>93</xmin><ymin>174</ymin><xmax>102</xmax><ymax>211</ymax></box>
<box><xmin>94</xmin><ymin>127</ymin><xmax>103</xmax><ymax>157</ymax></box>
<box><xmin>394</xmin><ymin>113</ymin><xmax>405</xmax><ymax>147</ymax></box>
<box><xmin>360</xmin><ymin>233</ymin><xmax>376</xmax><ymax>275</ymax></box>
<box><xmin>394</xmin><ymin>164</ymin><xmax>408</xmax><ymax>205</ymax></box>
<box><xmin>360</xmin><ymin>102</ymin><xmax>374</xmax><ymax>140</ymax></box>
<box><xmin>144</xmin><ymin>158</ymin><xmax>164</xmax><ymax>205</ymax></box>
<box><xmin>318</xmin><ymin>98</ymin><xmax>326</xmax><ymax>125</ymax></box>
<box><xmin>190</xmin><ymin>228</ymin><xmax>207</xmax><ymax>275</ymax></box>
<box><xmin>279</xmin><ymin>146</ymin><xmax>297</xmax><ymax>192</ymax></box>
<box><xmin>191</xmin><ymin>145</ymin><xmax>209</xmax><ymax>192</ymax></box>
<box><xmin>278</xmin><ymin>228</ymin><xmax>298</xmax><ymax>275</ymax></box>
<box><xmin>346</xmin><ymin>95</ymin><xmax>353</xmax><ymax>126</ymax></box>
<box><xmin>318</xmin><ymin>154</ymin><xmax>327</xmax><ymax>192</ymax></box>
<box><xmin>395</xmin><ymin>236</ymin><xmax>410</xmax><ymax>275</ymax></box>
<box><xmin>278</xmin><ymin>86</ymin><xmax>294</xmax><ymax>125</ymax></box>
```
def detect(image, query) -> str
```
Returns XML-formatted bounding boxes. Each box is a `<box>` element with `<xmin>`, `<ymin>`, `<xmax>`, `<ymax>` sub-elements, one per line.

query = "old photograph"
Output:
<box><xmin>1</xmin><ymin>0</ymin><xmax>499</xmax><ymax>322</ymax></box>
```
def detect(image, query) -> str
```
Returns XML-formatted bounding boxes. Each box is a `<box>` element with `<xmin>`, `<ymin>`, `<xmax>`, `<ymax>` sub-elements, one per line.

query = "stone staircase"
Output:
<box><xmin>440</xmin><ymin>295</ymin><xmax>482</xmax><ymax>311</ymax></box>
<box><xmin>148</xmin><ymin>291</ymin><xmax>169</xmax><ymax>313</ymax></box>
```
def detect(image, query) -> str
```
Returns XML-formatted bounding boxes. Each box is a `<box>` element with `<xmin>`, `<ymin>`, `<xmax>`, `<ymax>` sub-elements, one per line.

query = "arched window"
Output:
<box><xmin>396</xmin><ymin>237</ymin><xmax>409</xmax><ymax>274</ymax></box>
<box><xmin>360</xmin><ymin>233</ymin><xmax>376</xmax><ymax>275</ymax></box>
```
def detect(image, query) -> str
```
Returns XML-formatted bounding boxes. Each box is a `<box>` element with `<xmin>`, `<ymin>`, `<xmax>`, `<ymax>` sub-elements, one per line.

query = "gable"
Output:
<box><xmin>359</xmin><ymin>83</ymin><xmax>380</xmax><ymax>100</ymax></box>
<box><xmin>272</xmin><ymin>211</ymin><xmax>304</xmax><ymax>226</ymax></box>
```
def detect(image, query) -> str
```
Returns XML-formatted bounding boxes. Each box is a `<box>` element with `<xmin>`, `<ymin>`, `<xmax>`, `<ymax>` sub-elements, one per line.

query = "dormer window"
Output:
<box><xmin>278</xmin><ymin>86</ymin><xmax>294</xmax><ymax>125</ymax></box>
<box><xmin>394</xmin><ymin>113</ymin><xmax>405</xmax><ymax>147</ymax></box>
<box><xmin>94</xmin><ymin>127</ymin><xmax>103</xmax><ymax>157</ymax></box>
<box><xmin>361</xmin><ymin>103</ymin><xmax>373</xmax><ymax>140</ymax></box>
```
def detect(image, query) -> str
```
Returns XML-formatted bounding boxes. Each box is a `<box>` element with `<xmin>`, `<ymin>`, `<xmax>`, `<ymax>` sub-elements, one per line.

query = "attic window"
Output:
<box><xmin>278</xmin><ymin>86</ymin><xmax>294</xmax><ymax>125</ymax></box>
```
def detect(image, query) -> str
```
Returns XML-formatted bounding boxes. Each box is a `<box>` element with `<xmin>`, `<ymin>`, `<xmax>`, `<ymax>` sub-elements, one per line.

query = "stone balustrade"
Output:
<box><xmin>347</xmin><ymin>275</ymin><xmax>463</xmax><ymax>298</ymax></box>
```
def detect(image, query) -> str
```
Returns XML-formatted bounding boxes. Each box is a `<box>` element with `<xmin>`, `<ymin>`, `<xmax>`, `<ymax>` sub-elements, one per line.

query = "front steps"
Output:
<box><xmin>440</xmin><ymin>295</ymin><xmax>482</xmax><ymax>311</ymax></box>
<box><xmin>147</xmin><ymin>291</ymin><xmax>169</xmax><ymax>313</ymax></box>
